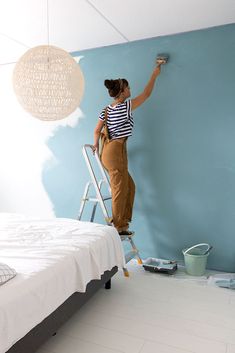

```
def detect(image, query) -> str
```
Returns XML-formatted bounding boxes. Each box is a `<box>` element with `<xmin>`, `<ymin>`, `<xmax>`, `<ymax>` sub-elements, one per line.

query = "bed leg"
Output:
<box><xmin>105</xmin><ymin>279</ymin><xmax>111</xmax><ymax>289</ymax></box>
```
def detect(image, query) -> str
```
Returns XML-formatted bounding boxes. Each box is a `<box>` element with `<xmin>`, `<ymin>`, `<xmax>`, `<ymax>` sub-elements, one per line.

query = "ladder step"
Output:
<box><xmin>120</xmin><ymin>232</ymin><xmax>135</xmax><ymax>241</ymax></box>
<box><xmin>82</xmin><ymin>196</ymin><xmax>112</xmax><ymax>202</ymax></box>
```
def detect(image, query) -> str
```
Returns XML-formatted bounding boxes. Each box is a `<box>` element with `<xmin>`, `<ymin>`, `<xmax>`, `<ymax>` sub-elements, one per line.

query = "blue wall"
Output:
<box><xmin>43</xmin><ymin>24</ymin><xmax>235</xmax><ymax>272</ymax></box>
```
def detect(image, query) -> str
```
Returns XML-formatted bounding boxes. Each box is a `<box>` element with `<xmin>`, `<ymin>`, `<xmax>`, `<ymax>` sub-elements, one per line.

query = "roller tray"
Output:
<box><xmin>143</xmin><ymin>257</ymin><xmax>177</xmax><ymax>275</ymax></box>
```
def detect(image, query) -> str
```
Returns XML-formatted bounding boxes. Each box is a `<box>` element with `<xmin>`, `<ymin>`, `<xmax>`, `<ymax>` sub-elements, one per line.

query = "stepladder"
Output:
<box><xmin>78</xmin><ymin>144</ymin><xmax>142</xmax><ymax>276</ymax></box>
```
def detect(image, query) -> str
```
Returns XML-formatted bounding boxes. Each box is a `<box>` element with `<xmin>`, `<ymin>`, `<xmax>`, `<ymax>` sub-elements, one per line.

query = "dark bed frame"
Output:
<box><xmin>6</xmin><ymin>266</ymin><xmax>118</xmax><ymax>353</ymax></box>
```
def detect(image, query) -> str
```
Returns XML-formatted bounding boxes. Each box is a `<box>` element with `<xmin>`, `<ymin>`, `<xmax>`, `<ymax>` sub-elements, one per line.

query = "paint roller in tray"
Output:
<box><xmin>156</xmin><ymin>54</ymin><xmax>169</xmax><ymax>65</ymax></box>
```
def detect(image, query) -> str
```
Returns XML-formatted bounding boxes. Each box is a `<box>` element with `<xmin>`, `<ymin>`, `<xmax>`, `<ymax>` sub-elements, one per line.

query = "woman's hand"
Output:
<box><xmin>92</xmin><ymin>143</ymin><xmax>99</xmax><ymax>155</ymax></box>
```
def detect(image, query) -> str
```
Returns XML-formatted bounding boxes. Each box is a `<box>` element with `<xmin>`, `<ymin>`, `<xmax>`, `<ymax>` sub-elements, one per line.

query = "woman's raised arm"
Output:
<box><xmin>131</xmin><ymin>64</ymin><xmax>162</xmax><ymax>110</ymax></box>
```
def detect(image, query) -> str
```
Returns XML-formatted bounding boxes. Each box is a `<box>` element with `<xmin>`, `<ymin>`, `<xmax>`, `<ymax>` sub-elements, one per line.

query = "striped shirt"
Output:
<box><xmin>99</xmin><ymin>100</ymin><xmax>134</xmax><ymax>140</ymax></box>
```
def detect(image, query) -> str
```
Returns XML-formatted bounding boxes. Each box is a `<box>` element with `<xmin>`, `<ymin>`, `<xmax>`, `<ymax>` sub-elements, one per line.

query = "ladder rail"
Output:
<box><xmin>82</xmin><ymin>144</ymin><xmax>110</xmax><ymax>220</ymax></box>
<box><xmin>77</xmin><ymin>181</ymin><xmax>91</xmax><ymax>220</ymax></box>
<box><xmin>83</xmin><ymin>144</ymin><xmax>111</xmax><ymax>194</ymax></box>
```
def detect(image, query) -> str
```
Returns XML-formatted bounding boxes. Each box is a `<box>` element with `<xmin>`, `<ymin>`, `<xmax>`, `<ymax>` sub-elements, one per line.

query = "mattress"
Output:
<box><xmin>0</xmin><ymin>215</ymin><xmax>125</xmax><ymax>353</ymax></box>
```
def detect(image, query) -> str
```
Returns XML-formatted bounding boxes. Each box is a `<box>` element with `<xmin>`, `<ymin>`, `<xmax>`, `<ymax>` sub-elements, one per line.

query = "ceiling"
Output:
<box><xmin>0</xmin><ymin>0</ymin><xmax>235</xmax><ymax>65</ymax></box>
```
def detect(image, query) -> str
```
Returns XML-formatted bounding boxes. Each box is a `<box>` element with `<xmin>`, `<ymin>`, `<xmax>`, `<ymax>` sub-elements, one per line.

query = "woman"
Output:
<box><xmin>93</xmin><ymin>62</ymin><xmax>163</xmax><ymax>236</ymax></box>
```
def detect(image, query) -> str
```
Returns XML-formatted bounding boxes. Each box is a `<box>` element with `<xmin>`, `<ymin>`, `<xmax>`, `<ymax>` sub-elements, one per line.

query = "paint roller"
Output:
<box><xmin>156</xmin><ymin>54</ymin><xmax>169</xmax><ymax>65</ymax></box>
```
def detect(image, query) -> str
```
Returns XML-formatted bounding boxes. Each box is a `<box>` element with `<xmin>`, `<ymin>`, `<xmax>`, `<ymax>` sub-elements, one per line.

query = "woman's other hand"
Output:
<box><xmin>92</xmin><ymin>143</ymin><xmax>99</xmax><ymax>154</ymax></box>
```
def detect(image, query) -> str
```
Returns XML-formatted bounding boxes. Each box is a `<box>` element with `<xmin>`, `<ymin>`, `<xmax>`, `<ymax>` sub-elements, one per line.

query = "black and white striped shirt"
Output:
<box><xmin>99</xmin><ymin>100</ymin><xmax>134</xmax><ymax>140</ymax></box>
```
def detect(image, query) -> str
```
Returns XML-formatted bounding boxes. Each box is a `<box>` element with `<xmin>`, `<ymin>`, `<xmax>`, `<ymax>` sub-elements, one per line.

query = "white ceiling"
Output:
<box><xmin>0</xmin><ymin>0</ymin><xmax>235</xmax><ymax>65</ymax></box>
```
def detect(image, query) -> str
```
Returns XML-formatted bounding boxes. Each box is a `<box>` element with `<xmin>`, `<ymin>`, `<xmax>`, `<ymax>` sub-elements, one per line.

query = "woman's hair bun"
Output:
<box><xmin>104</xmin><ymin>79</ymin><xmax>115</xmax><ymax>90</ymax></box>
<box><xmin>104</xmin><ymin>78</ymin><xmax>128</xmax><ymax>98</ymax></box>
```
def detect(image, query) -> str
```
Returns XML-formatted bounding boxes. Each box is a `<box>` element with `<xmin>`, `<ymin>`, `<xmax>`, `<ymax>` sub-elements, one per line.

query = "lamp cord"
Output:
<box><xmin>47</xmin><ymin>0</ymin><xmax>50</xmax><ymax>47</ymax></box>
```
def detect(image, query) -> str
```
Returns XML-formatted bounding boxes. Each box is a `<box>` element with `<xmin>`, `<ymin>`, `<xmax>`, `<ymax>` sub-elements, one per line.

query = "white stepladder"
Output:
<box><xmin>78</xmin><ymin>144</ymin><xmax>142</xmax><ymax>277</ymax></box>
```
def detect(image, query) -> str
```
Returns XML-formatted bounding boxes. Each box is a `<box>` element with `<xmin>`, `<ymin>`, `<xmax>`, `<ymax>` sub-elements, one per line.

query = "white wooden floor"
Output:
<box><xmin>37</xmin><ymin>261</ymin><xmax>235</xmax><ymax>353</ymax></box>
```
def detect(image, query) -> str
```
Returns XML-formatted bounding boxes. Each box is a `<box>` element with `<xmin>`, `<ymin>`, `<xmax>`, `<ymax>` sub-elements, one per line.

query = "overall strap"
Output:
<box><xmin>103</xmin><ymin>107</ymin><xmax>110</xmax><ymax>142</ymax></box>
<box><xmin>104</xmin><ymin>107</ymin><xmax>108</xmax><ymax>123</ymax></box>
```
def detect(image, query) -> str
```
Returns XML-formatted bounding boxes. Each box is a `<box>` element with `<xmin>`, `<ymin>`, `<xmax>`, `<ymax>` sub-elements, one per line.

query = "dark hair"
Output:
<box><xmin>104</xmin><ymin>78</ymin><xmax>129</xmax><ymax>98</ymax></box>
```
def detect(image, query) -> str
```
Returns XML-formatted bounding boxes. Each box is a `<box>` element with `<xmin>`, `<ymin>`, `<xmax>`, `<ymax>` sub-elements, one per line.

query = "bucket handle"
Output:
<box><xmin>183</xmin><ymin>243</ymin><xmax>210</xmax><ymax>255</ymax></box>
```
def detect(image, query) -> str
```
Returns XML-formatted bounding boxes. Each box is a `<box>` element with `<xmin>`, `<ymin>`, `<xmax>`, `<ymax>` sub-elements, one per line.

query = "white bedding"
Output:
<box><xmin>0</xmin><ymin>216</ymin><xmax>125</xmax><ymax>353</ymax></box>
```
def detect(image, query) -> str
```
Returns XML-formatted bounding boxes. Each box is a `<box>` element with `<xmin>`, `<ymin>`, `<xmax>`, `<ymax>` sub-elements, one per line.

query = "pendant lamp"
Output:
<box><xmin>12</xmin><ymin>0</ymin><xmax>84</xmax><ymax>121</ymax></box>
<box><xmin>12</xmin><ymin>45</ymin><xmax>84</xmax><ymax>121</ymax></box>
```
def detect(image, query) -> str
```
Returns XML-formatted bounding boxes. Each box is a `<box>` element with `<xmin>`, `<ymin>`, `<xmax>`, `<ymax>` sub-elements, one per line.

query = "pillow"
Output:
<box><xmin>0</xmin><ymin>263</ymin><xmax>17</xmax><ymax>285</ymax></box>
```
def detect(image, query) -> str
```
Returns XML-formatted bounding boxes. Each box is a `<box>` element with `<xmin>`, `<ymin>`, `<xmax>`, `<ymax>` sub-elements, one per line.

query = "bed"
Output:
<box><xmin>0</xmin><ymin>214</ymin><xmax>125</xmax><ymax>353</ymax></box>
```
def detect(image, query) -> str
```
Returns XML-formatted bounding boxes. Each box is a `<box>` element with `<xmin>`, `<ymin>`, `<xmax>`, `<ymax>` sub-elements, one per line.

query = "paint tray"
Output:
<box><xmin>143</xmin><ymin>257</ymin><xmax>177</xmax><ymax>275</ymax></box>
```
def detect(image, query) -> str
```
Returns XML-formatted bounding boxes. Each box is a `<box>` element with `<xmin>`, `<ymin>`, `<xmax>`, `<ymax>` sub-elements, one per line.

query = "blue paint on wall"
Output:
<box><xmin>43</xmin><ymin>24</ymin><xmax>235</xmax><ymax>272</ymax></box>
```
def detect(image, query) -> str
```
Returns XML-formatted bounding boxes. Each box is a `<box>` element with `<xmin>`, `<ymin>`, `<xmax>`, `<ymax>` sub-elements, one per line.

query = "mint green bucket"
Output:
<box><xmin>182</xmin><ymin>243</ymin><xmax>211</xmax><ymax>276</ymax></box>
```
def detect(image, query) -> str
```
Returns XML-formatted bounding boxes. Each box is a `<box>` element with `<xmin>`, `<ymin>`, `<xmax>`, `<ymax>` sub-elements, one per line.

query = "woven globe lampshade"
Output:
<box><xmin>13</xmin><ymin>45</ymin><xmax>85</xmax><ymax>121</ymax></box>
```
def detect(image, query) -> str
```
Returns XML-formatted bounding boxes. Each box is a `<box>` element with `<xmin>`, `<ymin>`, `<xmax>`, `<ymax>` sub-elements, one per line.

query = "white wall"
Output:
<box><xmin>0</xmin><ymin>64</ymin><xmax>83</xmax><ymax>217</ymax></box>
